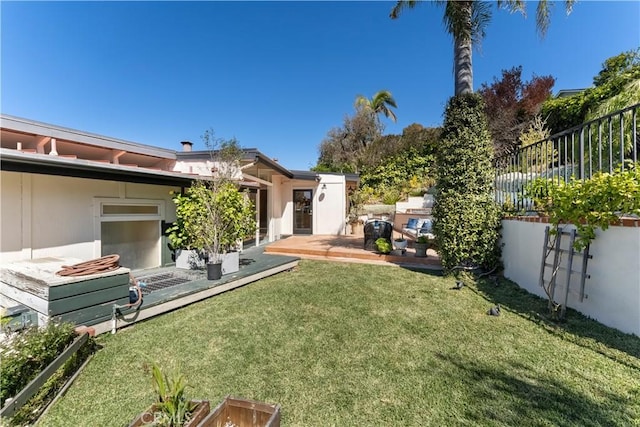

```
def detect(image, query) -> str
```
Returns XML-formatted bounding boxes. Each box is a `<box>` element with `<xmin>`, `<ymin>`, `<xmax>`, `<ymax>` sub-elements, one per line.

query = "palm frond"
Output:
<box><xmin>389</xmin><ymin>0</ymin><xmax>420</xmax><ymax>19</ymax></box>
<box><xmin>443</xmin><ymin>1</ymin><xmax>492</xmax><ymax>47</ymax></box>
<box><xmin>471</xmin><ymin>1</ymin><xmax>493</xmax><ymax>46</ymax></box>
<box><xmin>384</xmin><ymin>108</ymin><xmax>398</xmax><ymax>123</ymax></box>
<box><xmin>354</xmin><ymin>94</ymin><xmax>370</xmax><ymax>109</ymax></box>
<box><xmin>497</xmin><ymin>0</ymin><xmax>526</xmax><ymax>15</ymax></box>
<box><xmin>536</xmin><ymin>0</ymin><xmax>574</xmax><ymax>38</ymax></box>
<box><xmin>536</xmin><ymin>0</ymin><xmax>551</xmax><ymax>37</ymax></box>
<box><xmin>372</xmin><ymin>90</ymin><xmax>397</xmax><ymax>109</ymax></box>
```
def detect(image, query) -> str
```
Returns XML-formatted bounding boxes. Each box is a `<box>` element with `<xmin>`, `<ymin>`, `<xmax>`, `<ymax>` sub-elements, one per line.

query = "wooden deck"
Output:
<box><xmin>265</xmin><ymin>234</ymin><xmax>442</xmax><ymax>270</ymax></box>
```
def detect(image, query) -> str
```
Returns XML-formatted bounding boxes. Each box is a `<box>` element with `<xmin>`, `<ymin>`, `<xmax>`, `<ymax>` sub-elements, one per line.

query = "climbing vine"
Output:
<box><xmin>525</xmin><ymin>166</ymin><xmax>640</xmax><ymax>251</ymax></box>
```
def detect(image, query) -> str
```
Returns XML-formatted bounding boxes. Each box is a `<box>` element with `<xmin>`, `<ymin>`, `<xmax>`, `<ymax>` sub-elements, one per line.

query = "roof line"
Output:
<box><xmin>1</xmin><ymin>114</ymin><xmax>177</xmax><ymax>159</ymax></box>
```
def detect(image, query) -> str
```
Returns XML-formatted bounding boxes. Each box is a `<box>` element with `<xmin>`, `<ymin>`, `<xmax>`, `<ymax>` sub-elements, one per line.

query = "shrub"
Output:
<box><xmin>525</xmin><ymin>166</ymin><xmax>640</xmax><ymax>251</ymax></box>
<box><xmin>432</xmin><ymin>94</ymin><xmax>502</xmax><ymax>271</ymax></box>
<box><xmin>0</xmin><ymin>322</ymin><xmax>76</xmax><ymax>406</ymax></box>
<box><xmin>375</xmin><ymin>238</ymin><xmax>392</xmax><ymax>254</ymax></box>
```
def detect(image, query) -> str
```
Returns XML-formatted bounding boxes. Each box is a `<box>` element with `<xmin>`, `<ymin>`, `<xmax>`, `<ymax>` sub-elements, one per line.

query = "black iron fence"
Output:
<box><xmin>494</xmin><ymin>103</ymin><xmax>639</xmax><ymax>212</ymax></box>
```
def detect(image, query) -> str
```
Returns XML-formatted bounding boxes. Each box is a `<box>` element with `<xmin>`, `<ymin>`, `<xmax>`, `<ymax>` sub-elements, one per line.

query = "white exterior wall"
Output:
<box><xmin>313</xmin><ymin>174</ymin><xmax>346</xmax><ymax>235</ymax></box>
<box><xmin>277</xmin><ymin>174</ymin><xmax>346</xmax><ymax>236</ymax></box>
<box><xmin>0</xmin><ymin>171</ymin><xmax>179</xmax><ymax>267</ymax></box>
<box><xmin>173</xmin><ymin>159</ymin><xmax>242</xmax><ymax>179</ymax></box>
<box><xmin>501</xmin><ymin>219</ymin><xmax>640</xmax><ymax>336</ymax></box>
<box><xmin>279</xmin><ymin>178</ymin><xmax>294</xmax><ymax>235</ymax></box>
<box><xmin>271</xmin><ymin>175</ymin><xmax>284</xmax><ymax>240</ymax></box>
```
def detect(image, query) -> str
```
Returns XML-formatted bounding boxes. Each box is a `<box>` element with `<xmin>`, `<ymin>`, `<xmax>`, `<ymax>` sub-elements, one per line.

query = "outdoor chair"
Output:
<box><xmin>401</xmin><ymin>217</ymin><xmax>434</xmax><ymax>240</ymax></box>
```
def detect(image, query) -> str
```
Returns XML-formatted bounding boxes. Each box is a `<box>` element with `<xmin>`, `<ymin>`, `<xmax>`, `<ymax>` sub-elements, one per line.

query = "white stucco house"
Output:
<box><xmin>0</xmin><ymin>115</ymin><xmax>359</xmax><ymax>271</ymax></box>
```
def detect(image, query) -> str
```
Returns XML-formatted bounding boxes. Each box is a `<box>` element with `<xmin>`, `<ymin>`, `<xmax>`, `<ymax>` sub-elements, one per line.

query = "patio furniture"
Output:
<box><xmin>402</xmin><ymin>218</ymin><xmax>434</xmax><ymax>240</ymax></box>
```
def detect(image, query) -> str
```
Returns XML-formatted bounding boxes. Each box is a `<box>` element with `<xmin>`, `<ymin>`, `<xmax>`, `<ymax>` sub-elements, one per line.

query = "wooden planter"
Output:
<box><xmin>128</xmin><ymin>400</ymin><xmax>210</xmax><ymax>427</ymax></box>
<box><xmin>199</xmin><ymin>396</ymin><xmax>280</xmax><ymax>427</ymax></box>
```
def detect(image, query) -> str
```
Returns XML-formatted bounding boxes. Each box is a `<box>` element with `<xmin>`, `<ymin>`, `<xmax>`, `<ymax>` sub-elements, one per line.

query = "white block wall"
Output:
<box><xmin>501</xmin><ymin>219</ymin><xmax>640</xmax><ymax>336</ymax></box>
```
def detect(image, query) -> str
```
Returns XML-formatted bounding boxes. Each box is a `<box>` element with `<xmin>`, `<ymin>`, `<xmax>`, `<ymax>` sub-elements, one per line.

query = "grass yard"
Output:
<box><xmin>39</xmin><ymin>260</ymin><xmax>639</xmax><ymax>426</ymax></box>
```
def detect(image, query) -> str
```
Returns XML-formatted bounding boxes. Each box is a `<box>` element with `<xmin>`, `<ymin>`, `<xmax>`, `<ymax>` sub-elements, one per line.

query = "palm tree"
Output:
<box><xmin>355</xmin><ymin>90</ymin><xmax>398</xmax><ymax>123</ymax></box>
<box><xmin>390</xmin><ymin>0</ymin><xmax>575</xmax><ymax>96</ymax></box>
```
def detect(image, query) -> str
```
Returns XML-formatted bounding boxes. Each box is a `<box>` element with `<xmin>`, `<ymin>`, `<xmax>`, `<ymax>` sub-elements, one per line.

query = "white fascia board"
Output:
<box><xmin>1</xmin><ymin>115</ymin><xmax>177</xmax><ymax>159</ymax></box>
<box><xmin>0</xmin><ymin>148</ymin><xmax>197</xmax><ymax>181</ymax></box>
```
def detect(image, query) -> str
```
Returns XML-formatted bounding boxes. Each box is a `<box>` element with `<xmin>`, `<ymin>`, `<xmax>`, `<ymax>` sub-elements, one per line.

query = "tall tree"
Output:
<box><xmin>479</xmin><ymin>66</ymin><xmax>555</xmax><ymax>156</ymax></box>
<box><xmin>355</xmin><ymin>90</ymin><xmax>398</xmax><ymax>123</ymax></box>
<box><xmin>316</xmin><ymin>108</ymin><xmax>383</xmax><ymax>173</ymax></box>
<box><xmin>390</xmin><ymin>0</ymin><xmax>575</xmax><ymax>95</ymax></box>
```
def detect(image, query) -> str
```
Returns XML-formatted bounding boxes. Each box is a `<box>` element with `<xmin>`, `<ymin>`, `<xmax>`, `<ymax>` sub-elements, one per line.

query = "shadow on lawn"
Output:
<box><xmin>474</xmin><ymin>276</ymin><xmax>640</xmax><ymax>370</ymax></box>
<box><xmin>434</xmin><ymin>352</ymin><xmax>636</xmax><ymax>426</ymax></box>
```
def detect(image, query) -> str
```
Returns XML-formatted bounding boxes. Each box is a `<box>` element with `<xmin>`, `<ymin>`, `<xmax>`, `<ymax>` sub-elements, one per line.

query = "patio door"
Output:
<box><xmin>293</xmin><ymin>189</ymin><xmax>313</xmax><ymax>234</ymax></box>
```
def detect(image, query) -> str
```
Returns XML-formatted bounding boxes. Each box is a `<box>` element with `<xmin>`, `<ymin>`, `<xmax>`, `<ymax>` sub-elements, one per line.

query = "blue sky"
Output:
<box><xmin>2</xmin><ymin>1</ymin><xmax>638</xmax><ymax>170</ymax></box>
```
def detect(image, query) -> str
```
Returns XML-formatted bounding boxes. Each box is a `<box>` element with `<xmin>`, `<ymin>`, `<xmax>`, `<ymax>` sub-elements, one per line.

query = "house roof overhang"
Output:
<box><xmin>176</xmin><ymin>148</ymin><xmax>294</xmax><ymax>181</ymax></box>
<box><xmin>1</xmin><ymin>149</ymin><xmax>196</xmax><ymax>187</ymax></box>
<box><xmin>291</xmin><ymin>170</ymin><xmax>360</xmax><ymax>183</ymax></box>
<box><xmin>1</xmin><ymin>114</ymin><xmax>177</xmax><ymax>159</ymax></box>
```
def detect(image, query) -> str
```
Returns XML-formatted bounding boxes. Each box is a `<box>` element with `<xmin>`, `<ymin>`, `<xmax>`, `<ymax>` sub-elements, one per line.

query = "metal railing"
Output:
<box><xmin>494</xmin><ymin>103</ymin><xmax>639</xmax><ymax>212</ymax></box>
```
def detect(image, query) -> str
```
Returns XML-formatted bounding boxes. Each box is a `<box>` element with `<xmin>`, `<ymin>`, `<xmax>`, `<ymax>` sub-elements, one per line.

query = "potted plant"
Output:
<box><xmin>347</xmin><ymin>187</ymin><xmax>365</xmax><ymax>235</ymax></box>
<box><xmin>167</xmin><ymin>191</ymin><xmax>206</xmax><ymax>270</ymax></box>
<box><xmin>414</xmin><ymin>235</ymin><xmax>431</xmax><ymax>257</ymax></box>
<box><xmin>128</xmin><ymin>363</ymin><xmax>210</xmax><ymax>427</ymax></box>
<box><xmin>187</xmin><ymin>180</ymin><xmax>255</xmax><ymax>280</ymax></box>
<box><xmin>169</xmin><ymin>136</ymin><xmax>256</xmax><ymax>280</ymax></box>
<box><xmin>393</xmin><ymin>237</ymin><xmax>408</xmax><ymax>254</ymax></box>
<box><xmin>347</xmin><ymin>213</ymin><xmax>364</xmax><ymax>235</ymax></box>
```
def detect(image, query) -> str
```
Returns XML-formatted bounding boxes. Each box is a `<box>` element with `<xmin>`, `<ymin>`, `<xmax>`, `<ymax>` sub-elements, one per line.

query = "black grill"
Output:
<box><xmin>137</xmin><ymin>272</ymin><xmax>192</xmax><ymax>295</ymax></box>
<box><xmin>364</xmin><ymin>220</ymin><xmax>393</xmax><ymax>250</ymax></box>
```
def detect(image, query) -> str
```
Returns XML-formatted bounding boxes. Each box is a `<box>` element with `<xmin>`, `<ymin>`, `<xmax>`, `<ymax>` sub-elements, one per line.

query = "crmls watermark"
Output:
<box><xmin>139</xmin><ymin>410</ymin><xmax>165</xmax><ymax>424</ymax></box>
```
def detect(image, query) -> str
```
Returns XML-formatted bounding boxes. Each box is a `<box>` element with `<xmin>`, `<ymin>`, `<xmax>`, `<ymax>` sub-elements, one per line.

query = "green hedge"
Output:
<box><xmin>432</xmin><ymin>94</ymin><xmax>501</xmax><ymax>271</ymax></box>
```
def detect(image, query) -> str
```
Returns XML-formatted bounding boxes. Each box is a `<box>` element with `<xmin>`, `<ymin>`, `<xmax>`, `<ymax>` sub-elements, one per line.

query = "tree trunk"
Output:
<box><xmin>454</xmin><ymin>37</ymin><xmax>473</xmax><ymax>95</ymax></box>
<box><xmin>453</xmin><ymin>2</ymin><xmax>473</xmax><ymax>95</ymax></box>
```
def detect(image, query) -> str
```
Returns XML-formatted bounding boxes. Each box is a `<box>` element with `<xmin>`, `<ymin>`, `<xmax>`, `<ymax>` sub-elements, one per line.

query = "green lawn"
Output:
<box><xmin>39</xmin><ymin>260</ymin><xmax>640</xmax><ymax>426</ymax></box>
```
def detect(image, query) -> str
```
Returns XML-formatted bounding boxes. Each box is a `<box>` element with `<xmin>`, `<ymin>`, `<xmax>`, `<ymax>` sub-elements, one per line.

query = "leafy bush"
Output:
<box><xmin>525</xmin><ymin>166</ymin><xmax>640</xmax><ymax>250</ymax></box>
<box><xmin>375</xmin><ymin>238</ymin><xmax>392</xmax><ymax>254</ymax></box>
<box><xmin>432</xmin><ymin>94</ymin><xmax>502</xmax><ymax>271</ymax></box>
<box><xmin>0</xmin><ymin>322</ymin><xmax>76</xmax><ymax>406</ymax></box>
<box><xmin>9</xmin><ymin>337</ymin><xmax>95</xmax><ymax>426</ymax></box>
<box><xmin>541</xmin><ymin>49</ymin><xmax>640</xmax><ymax>133</ymax></box>
<box><xmin>380</xmin><ymin>186</ymin><xmax>402</xmax><ymax>205</ymax></box>
<box><xmin>416</xmin><ymin>235</ymin><xmax>430</xmax><ymax>244</ymax></box>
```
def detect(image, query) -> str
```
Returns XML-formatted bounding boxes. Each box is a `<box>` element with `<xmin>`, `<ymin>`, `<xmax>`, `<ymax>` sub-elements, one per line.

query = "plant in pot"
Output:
<box><xmin>346</xmin><ymin>187</ymin><xmax>365</xmax><ymax>235</ymax></box>
<box><xmin>169</xmin><ymin>135</ymin><xmax>256</xmax><ymax>280</ymax></box>
<box><xmin>393</xmin><ymin>237</ymin><xmax>408</xmax><ymax>254</ymax></box>
<box><xmin>414</xmin><ymin>235</ymin><xmax>431</xmax><ymax>258</ymax></box>
<box><xmin>128</xmin><ymin>363</ymin><xmax>209</xmax><ymax>427</ymax></box>
<box><xmin>167</xmin><ymin>191</ymin><xmax>206</xmax><ymax>270</ymax></box>
<box><xmin>188</xmin><ymin>180</ymin><xmax>256</xmax><ymax>280</ymax></box>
